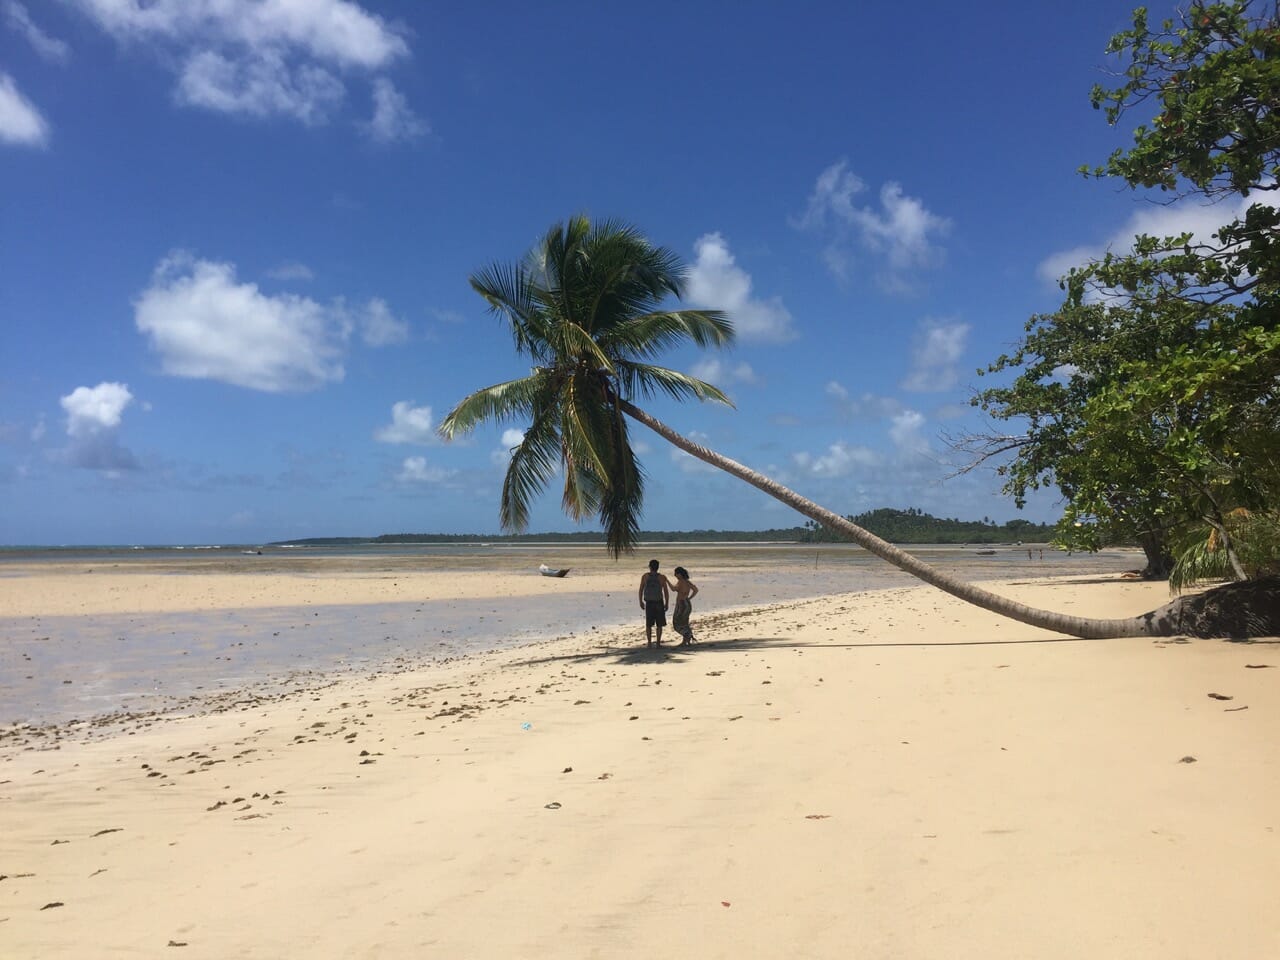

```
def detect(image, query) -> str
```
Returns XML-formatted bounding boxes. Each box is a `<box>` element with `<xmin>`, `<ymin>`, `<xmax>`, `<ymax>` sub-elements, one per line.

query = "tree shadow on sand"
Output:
<box><xmin>508</xmin><ymin>629</ymin><xmax>1212</xmax><ymax>669</ymax></box>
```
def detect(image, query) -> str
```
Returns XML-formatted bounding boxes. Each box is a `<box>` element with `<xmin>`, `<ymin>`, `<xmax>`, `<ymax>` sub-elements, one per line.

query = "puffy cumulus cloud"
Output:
<box><xmin>0</xmin><ymin>72</ymin><xmax>49</xmax><ymax>147</ymax></box>
<box><xmin>1037</xmin><ymin>192</ymin><xmax>1280</xmax><ymax>289</ymax></box>
<box><xmin>375</xmin><ymin>401</ymin><xmax>438</xmax><ymax>445</ymax></box>
<box><xmin>888</xmin><ymin>409</ymin><xmax>929</xmax><ymax>453</ymax></box>
<box><xmin>135</xmin><ymin>253</ymin><xmax>403</xmax><ymax>392</ymax></box>
<box><xmin>795</xmin><ymin>160</ymin><xmax>950</xmax><ymax>292</ymax></box>
<box><xmin>62</xmin><ymin>382</ymin><xmax>133</xmax><ymax>437</ymax></box>
<box><xmin>685</xmin><ymin>233</ymin><xmax>797</xmax><ymax>343</ymax></box>
<box><xmin>358</xmin><ymin>297</ymin><xmax>409</xmax><ymax>346</ymax></box>
<box><xmin>396</xmin><ymin>455</ymin><xmax>456</xmax><ymax>485</ymax></box>
<box><xmin>68</xmin><ymin>0</ymin><xmax>417</xmax><ymax>135</ymax></box>
<box><xmin>59</xmin><ymin>381</ymin><xmax>139</xmax><ymax>471</ymax></box>
<box><xmin>5</xmin><ymin>1</ymin><xmax>71</xmax><ymax>63</ymax></box>
<box><xmin>177</xmin><ymin>48</ymin><xmax>344</xmax><ymax>124</ymax></box>
<box><xmin>135</xmin><ymin>253</ymin><xmax>349</xmax><ymax>392</ymax></box>
<box><xmin>690</xmin><ymin>357</ymin><xmax>758</xmax><ymax>388</ymax></box>
<box><xmin>901</xmin><ymin>317</ymin><xmax>970</xmax><ymax>393</ymax></box>
<box><xmin>364</xmin><ymin>77</ymin><xmax>426</xmax><ymax>144</ymax></box>
<box><xmin>792</xmin><ymin>440</ymin><xmax>880</xmax><ymax>478</ymax></box>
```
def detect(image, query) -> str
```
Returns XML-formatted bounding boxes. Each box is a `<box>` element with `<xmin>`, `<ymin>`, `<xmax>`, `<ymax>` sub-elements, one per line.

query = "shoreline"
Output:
<box><xmin>3</xmin><ymin>553</ymin><xmax>1142</xmax><ymax>735</ymax></box>
<box><xmin>2</xmin><ymin>573</ymin><xmax>1276</xmax><ymax>958</ymax></box>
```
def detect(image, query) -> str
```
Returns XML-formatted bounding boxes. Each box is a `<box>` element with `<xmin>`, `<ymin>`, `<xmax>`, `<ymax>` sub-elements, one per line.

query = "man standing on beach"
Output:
<box><xmin>639</xmin><ymin>559</ymin><xmax>671</xmax><ymax>647</ymax></box>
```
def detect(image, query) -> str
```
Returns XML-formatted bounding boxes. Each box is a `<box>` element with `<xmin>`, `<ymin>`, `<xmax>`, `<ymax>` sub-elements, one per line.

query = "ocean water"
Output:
<box><xmin>0</xmin><ymin>541</ymin><xmax>1143</xmax><ymax>731</ymax></box>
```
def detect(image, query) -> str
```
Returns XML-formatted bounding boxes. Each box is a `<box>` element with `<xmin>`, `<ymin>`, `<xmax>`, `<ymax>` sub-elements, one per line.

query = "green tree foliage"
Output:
<box><xmin>972</xmin><ymin>1</ymin><xmax>1280</xmax><ymax>581</ymax></box>
<box><xmin>799</xmin><ymin>510</ymin><xmax>1053</xmax><ymax>545</ymax></box>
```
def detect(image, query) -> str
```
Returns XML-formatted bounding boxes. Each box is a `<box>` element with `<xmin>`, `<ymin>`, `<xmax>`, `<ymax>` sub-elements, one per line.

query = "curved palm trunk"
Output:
<box><xmin>620</xmin><ymin>400</ymin><xmax>1179</xmax><ymax>639</ymax></box>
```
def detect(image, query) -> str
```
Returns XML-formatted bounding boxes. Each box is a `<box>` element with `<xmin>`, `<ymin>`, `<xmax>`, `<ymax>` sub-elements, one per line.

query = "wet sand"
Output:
<box><xmin>0</xmin><ymin>544</ymin><xmax>1142</xmax><ymax>729</ymax></box>
<box><xmin>1</xmin><ymin>568</ymin><xmax>1276</xmax><ymax>959</ymax></box>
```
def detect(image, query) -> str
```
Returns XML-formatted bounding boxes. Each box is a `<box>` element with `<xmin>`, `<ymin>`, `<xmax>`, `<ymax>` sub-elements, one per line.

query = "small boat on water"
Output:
<box><xmin>539</xmin><ymin>564</ymin><xmax>571</xmax><ymax>578</ymax></box>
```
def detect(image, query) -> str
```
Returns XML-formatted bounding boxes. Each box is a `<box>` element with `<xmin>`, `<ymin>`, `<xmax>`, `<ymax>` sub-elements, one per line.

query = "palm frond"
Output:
<box><xmin>615</xmin><ymin>361</ymin><xmax>734</xmax><ymax>406</ymax></box>
<box><xmin>602</xmin><ymin>309</ymin><xmax>734</xmax><ymax>358</ymax></box>
<box><xmin>438</xmin><ymin>372</ymin><xmax>553</xmax><ymax>439</ymax></box>
<box><xmin>595</xmin><ymin>414</ymin><xmax>645</xmax><ymax>557</ymax></box>
<box><xmin>499</xmin><ymin>413</ymin><xmax>562</xmax><ymax>532</ymax></box>
<box><xmin>473</xmin><ymin>259</ymin><xmax>547</xmax><ymax>360</ymax></box>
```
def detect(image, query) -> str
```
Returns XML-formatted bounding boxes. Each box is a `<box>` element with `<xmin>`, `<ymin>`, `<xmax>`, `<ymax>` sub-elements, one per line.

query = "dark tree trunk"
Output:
<box><xmin>1138</xmin><ymin>530</ymin><xmax>1174</xmax><ymax>580</ymax></box>
<box><xmin>1137</xmin><ymin>576</ymin><xmax>1280</xmax><ymax>638</ymax></box>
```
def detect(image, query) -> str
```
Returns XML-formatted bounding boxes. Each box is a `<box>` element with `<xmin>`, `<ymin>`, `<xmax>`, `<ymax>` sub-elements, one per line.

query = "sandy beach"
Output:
<box><xmin>2</xmin><ymin>566</ymin><xmax>1276</xmax><ymax>958</ymax></box>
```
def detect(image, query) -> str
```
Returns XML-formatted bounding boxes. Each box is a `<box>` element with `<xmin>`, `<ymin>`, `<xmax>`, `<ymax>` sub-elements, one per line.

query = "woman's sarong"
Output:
<box><xmin>672</xmin><ymin>597</ymin><xmax>693</xmax><ymax>640</ymax></box>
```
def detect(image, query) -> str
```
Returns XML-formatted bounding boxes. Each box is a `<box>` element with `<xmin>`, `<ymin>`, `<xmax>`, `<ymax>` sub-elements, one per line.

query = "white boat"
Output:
<box><xmin>539</xmin><ymin>564</ymin><xmax>571</xmax><ymax>578</ymax></box>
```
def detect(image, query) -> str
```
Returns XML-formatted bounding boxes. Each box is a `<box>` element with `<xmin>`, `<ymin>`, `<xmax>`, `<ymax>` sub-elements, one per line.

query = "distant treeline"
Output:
<box><xmin>271</xmin><ymin>508</ymin><xmax>1055</xmax><ymax>547</ymax></box>
<box><xmin>801</xmin><ymin>508</ymin><xmax>1055</xmax><ymax>545</ymax></box>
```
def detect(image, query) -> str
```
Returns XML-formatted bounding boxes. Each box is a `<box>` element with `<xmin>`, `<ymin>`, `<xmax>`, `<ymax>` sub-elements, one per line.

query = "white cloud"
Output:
<box><xmin>266</xmin><ymin>261</ymin><xmax>314</xmax><ymax>281</ymax></box>
<box><xmin>825</xmin><ymin>380</ymin><xmax>905</xmax><ymax>420</ymax></box>
<box><xmin>0</xmin><ymin>72</ymin><xmax>49</xmax><ymax>147</ymax></box>
<box><xmin>901</xmin><ymin>317</ymin><xmax>970</xmax><ymax>393</ymax></box>
<box><xmin>176</xmin><ymin>48</ymin><xmax>344</xmax><ymax>123</ymax></box>
<box><xmin>1038</xmin><ymin>192</ymin><xmax>1280</xmax><ymax>287</ymax></box>
<box><xmin>71</xmin><ymin>0</ymin><xmax>407</xmax><ymax>66</ymax></box>
<box><xmin>364</xmin><ymin>77</ymin><xmax>425</xmax><ymax>143</ymax></box>
<box><xmin>5</xmin><ymin>1</ymin><xmax>71</xmax><ymax>62</ymax></box>
<box><xmin>796</xmin><ymin>160</ymin><xmax>950</xmax><ymax>291</ymax></box>
<box><xmin>358</xmin><ymin>297</ymin><xmax>409</xmax><ymax>346</ymax></box>
<box><xmin>690</xmin><ymin>357</ymin><xmax>758</xmax><ymax>387</ymax></box>
<box><xmin>888</xmin><ymin>409</ymin><xmax>929</xmax><ymax>453</ymax></box>
<box><xmin>396</xmin><ymin>455</ymin><xmax>456</xmax><ymax>485</ymax></box>
<box><xmin>375</xmin><ymin>401</ymin><xmax>438</xmax><ymax>445</ymax></box>
<box><xmin>855</xmin><ymin>182</ymin><xmax>951</xmax><ymax>271</ymax></box>
<box><xmin>794</xmin><ymin>161</ymin><xmax>866</xmax><ymax>230</ymax></box>
<box><xmin>68</xmin><ymin>0</ymin><xmax>415</xmax><ymax>130</ymax></box>
<box><xmin>1051</xmin><ymin>363</ymin><xmax>1080</xmax><ymax>381</ymax></box>
<box><xmin>792</xmin><ymin>440</ymin><xmax>880</xmax><ymax>478</ymax></box>
<box><xmin>62</xmin><ymin>382</ymin><xmax>133</xmax><ymax>437</ymax></box>
<box><xmin>135</xmin><ymin>252</ymin><xmax>349</xmax><ymax>392</ymax></box>
<box><xmin>59</xmin><ymin>382</ymin><xmax>138</xmax><ymax>471</ymax></box>
<box><xmin>685</xmin><ymin>233</ymin><xmax>797</xmax><ymax>343</ymax></box>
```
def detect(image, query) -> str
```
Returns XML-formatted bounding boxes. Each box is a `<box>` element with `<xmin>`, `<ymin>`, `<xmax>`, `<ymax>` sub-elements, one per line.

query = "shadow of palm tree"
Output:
<box><xmin>508</xmin><ymin>629</ymin><xmax>1171</xmax><ymax>668</ymax></box>
<box><xmin>512</xmin><ymin>636</ymin><xmax>813</xmax><ymax>667</ymax></box>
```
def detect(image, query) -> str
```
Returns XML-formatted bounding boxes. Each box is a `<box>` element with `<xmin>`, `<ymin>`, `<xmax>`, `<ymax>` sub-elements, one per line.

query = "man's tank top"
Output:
<box><xmin>643</xmin><ymin>572</ymin><xmax>665</xmax><ymax>603</ymax></box>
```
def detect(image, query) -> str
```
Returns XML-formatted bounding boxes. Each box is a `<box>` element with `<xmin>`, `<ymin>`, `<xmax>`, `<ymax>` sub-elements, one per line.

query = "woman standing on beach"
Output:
<box><xmin>671</xmin><ymin>566</ymin><xmax>699</xmax><ymax>646</ymax></box>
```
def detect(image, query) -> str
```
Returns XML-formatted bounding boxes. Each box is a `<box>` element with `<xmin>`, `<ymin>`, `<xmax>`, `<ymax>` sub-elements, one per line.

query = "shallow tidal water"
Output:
<box><xmin>0</xmin><ymin>542</ymin><xmax>1143</xmax><ymax>729</ymax></box>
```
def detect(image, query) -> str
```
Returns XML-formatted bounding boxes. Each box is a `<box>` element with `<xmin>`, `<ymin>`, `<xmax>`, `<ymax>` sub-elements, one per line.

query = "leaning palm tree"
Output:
<box><xmin>439</xmin><ymin>216</ymin><xmax>1265</xmax><ymax>639</ymax></box>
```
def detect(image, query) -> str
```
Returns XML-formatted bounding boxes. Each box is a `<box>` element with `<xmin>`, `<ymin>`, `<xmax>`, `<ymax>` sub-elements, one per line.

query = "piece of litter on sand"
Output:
<box><xmin>544</xmin><ymin>801</ymin><xmax>561</xmax><ymax>810</ymax></box>
<box><xmin>1207</xmin><ymin>692</ymin><xmax>1233</xmax><ymax>700</ymax></box>
<box><xmin>521</xmin><ymin>722</ymin><xmax>532</xmax><ymax>731</ymax></box>
<box><xmin>1224</xmin><ymin>705</ymin><xmax>1249</xmax><ymax>712</ymax></box>
<box><xmin>1178</xmin><ymin>755</ymin><xmax>1198</xmax><ymax>763</ymax></box>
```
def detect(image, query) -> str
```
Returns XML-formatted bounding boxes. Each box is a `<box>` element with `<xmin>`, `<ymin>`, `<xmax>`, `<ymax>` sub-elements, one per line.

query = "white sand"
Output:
<box><xmin>2</xmin><ymin>571</ymin><xmax>1276</xmax><ymax>958</ymax></box>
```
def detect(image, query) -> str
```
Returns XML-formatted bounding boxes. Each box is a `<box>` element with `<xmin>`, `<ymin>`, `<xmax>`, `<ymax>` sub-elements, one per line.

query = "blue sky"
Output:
<box><xmin>0</xmin><ymin>0</ymin><xmax>1207</xmax><ymax>545</ymax></box>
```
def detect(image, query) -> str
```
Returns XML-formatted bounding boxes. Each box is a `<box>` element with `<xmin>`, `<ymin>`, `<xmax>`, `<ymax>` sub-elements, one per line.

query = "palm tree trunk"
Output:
<box><xmin>619</xmin><ymin>399</ymin><xmax>1176</xmax><ymax>639</ymax></box>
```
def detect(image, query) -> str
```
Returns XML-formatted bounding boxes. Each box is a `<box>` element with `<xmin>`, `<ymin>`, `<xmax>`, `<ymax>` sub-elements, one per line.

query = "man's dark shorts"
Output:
<box><xmin>645</xmin><ymin>603</ymin><xmax>667</xmax><ymax>629</ymax></box>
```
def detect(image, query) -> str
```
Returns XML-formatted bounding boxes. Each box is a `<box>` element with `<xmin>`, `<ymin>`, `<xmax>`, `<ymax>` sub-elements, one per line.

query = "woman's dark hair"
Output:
<box><xmin>674</xmin><ymin>566</ymin><xmax>688</xmax><ymax>579</ymax></box>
